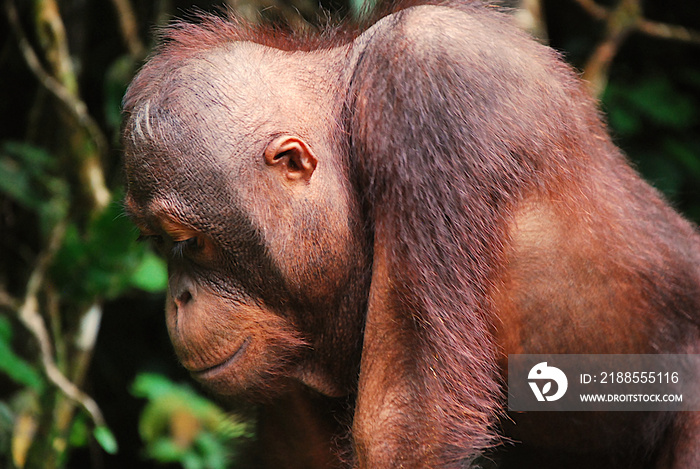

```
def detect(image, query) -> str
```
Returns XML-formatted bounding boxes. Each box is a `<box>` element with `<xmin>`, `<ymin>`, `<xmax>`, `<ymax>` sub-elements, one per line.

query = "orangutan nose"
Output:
<box><xmin>170</xmin><ymin>274</ymin><xmax>195</xmax><ymax>309</ymax></box>
<box><xmin>174</xmin><ymin>290</ymin><xmax>192</xmax><ymax>309</ymax></box>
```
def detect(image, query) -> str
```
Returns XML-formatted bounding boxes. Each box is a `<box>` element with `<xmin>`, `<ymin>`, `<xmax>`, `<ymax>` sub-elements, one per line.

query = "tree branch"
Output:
<box><xmin>583</xmin><ymin>27</ymin><xmax>632</xmax><ymax>96</ymax></box>
<box><xmin>637</xmin><ymin>18</ymin><xmax>700</xmax><ymax>45</ymax></box>
<box><xmin>515</xmin><ymin>0</ymin><xmax>548</xmax><ymax>42</ymax></box>
<box><xmin>110</xmin><ymin>0</ymin><xmax>146</xmax><ymax>59</ymax></box>
<box><xmin>574</xmin><ymin>0</ymin><xmax>700</xmax><ymax>96</ymax></box>
<box><xmin>6</xmin><ymin>0</ymin><xmax>111</xmax><ymax>212</ymax></box>
<box><xmin>0</xmin><ymin>288</ymin><xmax>19</xmax><ymax>311</ymax></box>
<box><xmin>16</xmin><ymin>219</ymin><xmax>106</xmax><ymax>428</ymax></box>
<box><xmin>572</xmin><ymin>0</ymin><xmax>608</xmax><ymax>21</ymax></box>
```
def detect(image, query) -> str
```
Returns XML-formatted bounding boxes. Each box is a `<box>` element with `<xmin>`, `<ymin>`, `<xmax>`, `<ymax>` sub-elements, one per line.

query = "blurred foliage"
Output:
<box><xmin>0</xmin><ymin>0</ymin><xmax>698</xmax><ymax>468</ymax></box>
<box><xmin>0</xmin><ymin>142</ymin><xmax>69</xmax><ymax>236</ymax></box>
<box><xmin>51</xmin><ymin>193</ymin><xmax>167</xmax><ymax>302</ymax></box>
<box><xmin>132</xmin><ymin>373</ymin><xmax>251</xmax><ymax>469</ymax></box>
<box><xmin>0</xmin><ymin>317</ymin><xmax>44</xmax><ymax>393</ymax></box>
<box><xmin>603</xmin><ymin>75</ymin><xmax>700</xmax><ymax>218</ymax></box>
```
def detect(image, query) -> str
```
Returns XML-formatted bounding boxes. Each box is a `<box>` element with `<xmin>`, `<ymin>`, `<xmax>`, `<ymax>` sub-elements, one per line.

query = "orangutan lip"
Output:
<box><xmin>193</xmin><ymin>337</ymin><xmax>251</xmax><ymax>379</ymax></box>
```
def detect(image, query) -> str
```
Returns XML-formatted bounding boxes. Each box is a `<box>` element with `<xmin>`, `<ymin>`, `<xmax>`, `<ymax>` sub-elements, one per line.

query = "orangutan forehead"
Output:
<box><xmin>123</xmin><ymin>45</ymin><xmax>281</xmax><ymax>156</ymax></box>
<box><xmin>128</xmin><ymin>43</ymin><xmax>272</xmax><ymax>103</ymax></box>
<box><xmin>126</xmin><ymin>41</ymin><xmax>321</xmax><ymax>129</ymax></box>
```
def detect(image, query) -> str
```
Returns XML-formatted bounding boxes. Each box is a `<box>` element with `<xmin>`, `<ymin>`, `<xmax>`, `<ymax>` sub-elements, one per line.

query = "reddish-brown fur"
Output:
<box><xmin>122</xmin><ymin>1</ymin><xmax>700</xmax><ymax>467</ymax></box>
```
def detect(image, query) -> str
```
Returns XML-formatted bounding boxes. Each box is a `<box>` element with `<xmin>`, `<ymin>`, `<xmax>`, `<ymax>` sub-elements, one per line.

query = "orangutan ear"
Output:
<box><xmin>264</xmin><ymin>136</ymin><xmax>317</xmax><ymax>182</ymax></box>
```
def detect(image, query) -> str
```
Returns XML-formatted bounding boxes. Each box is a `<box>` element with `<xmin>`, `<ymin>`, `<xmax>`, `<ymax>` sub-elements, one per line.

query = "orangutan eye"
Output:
<box><xmin>137</xmin><ymin>233</ymin><xmax>165</xmax><ymax>248</ymax></box>
<box><xmin>172</xmin><ymin>237</ymin><xmax>201</xmax><ymax>259</ymax></box>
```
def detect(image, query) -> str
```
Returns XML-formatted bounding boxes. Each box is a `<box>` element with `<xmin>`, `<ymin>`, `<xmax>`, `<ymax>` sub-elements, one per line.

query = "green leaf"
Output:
<box><xmin>196</xmin><ymin>432</ymin><xmax>229</xmax><ymax>469</ymax></box>
<box><xmin>94</xmin><ymin>425</ymin><xmax>119</xmax><ymax>454</ymax></box>
<box><xmin>0</xmin><ymin>401</ymin><xmax>15</xmax><ymax>433</ymax></box>
<box><xmin>0</xmin><ymin>141</ymin><xmax>54</xmax><ymax>175</ymax></box>
<box><xmin>607</xmin><ymin>105</ymin><xmax>642</xmax><ymax>135</ymax></box>
<box><xmin>69</xmin><ymin>414</ymin><xmax>90</xmax><ymax>448</ymax></box>
<box><xmin>0</xmin><ymin>316</ymin><xmax>12</xmax><ymax>342</ymax></box>
<box><xmin>0</xmin><ymin>157</ymin><xmax>38</xmax><ymax>208</ymax></box>
<box><xmin>129</xmin><ymin>251</ymin><xmax>168</xmax><ymax>293</ymax></box>
<box><xmin>147</xmin><ymin>438</ymin><xmax>185</xmax><ymax>462</ymax></box>
<box><xmin>664</xmin><ymin>139</ymin><xmax>700</xmax><ymax>178</ymax></box>
<box><xmin>604</xmin><ymin>77</ymin><xmax>696</xmax><ymax>132</ymax></box>
<box><xmin>131</xmin><ymin>372</ymin><xmax>184</xmax><ymax>401</ymax></box>
<box><xmin>182</xmin><ymin>451</ymin><xmax>205</xmax><ymax>469</ymax></box>
<box><xmin>132</xmin><ymin>373</ymin><xmax>251</xmax><ymax>467</ymax></box>
<box><xmin>0</xmin><ymin>321</ymin><xmax>44</xmax><ymax>391</ymax></box>
<box><xmin>629</xmin><ymin>79</ymin><xmax>694</xmax><ymax>128</ymax></box>
<box><xmin>51</xmin><ymin>190</ymin><xmax>158</xmax><ymax>301</ymax></box>
<box><xmin>0</xmin><ymin>143</ymin><xmax>68</xmax><ymax>220</ymax></box>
